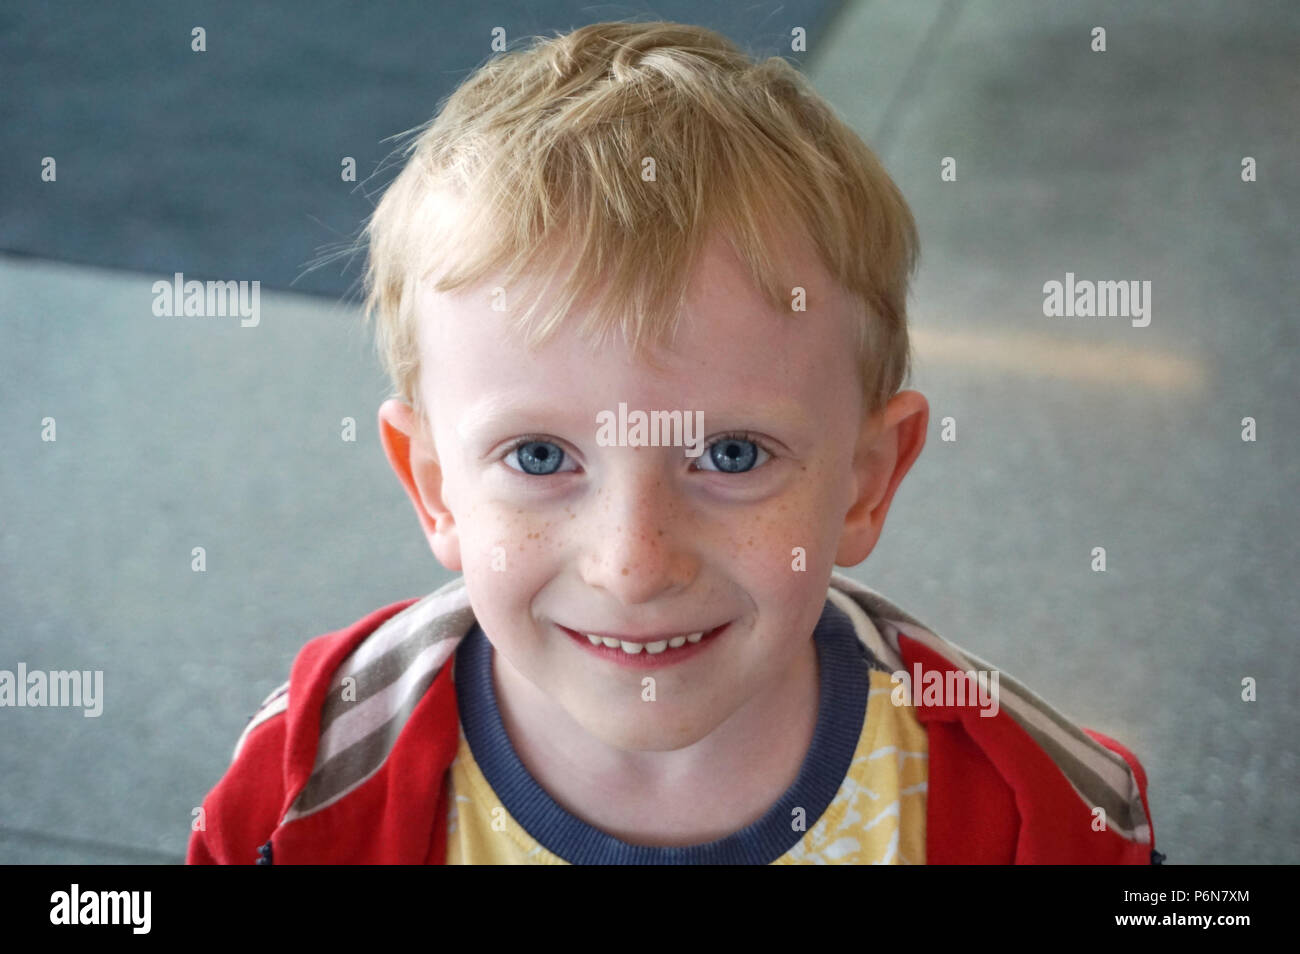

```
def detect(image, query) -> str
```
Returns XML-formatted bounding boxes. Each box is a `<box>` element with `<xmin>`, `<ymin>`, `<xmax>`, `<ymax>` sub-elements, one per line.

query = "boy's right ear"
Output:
<box><xmin>377</xmin><ymin>399</ymin><xmax>462</xmax><ymax>572</ymax></box>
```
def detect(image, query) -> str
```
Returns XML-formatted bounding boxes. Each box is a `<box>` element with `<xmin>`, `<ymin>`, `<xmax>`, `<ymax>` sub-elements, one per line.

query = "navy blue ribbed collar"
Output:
<box><xmin>453</xmin><ymin>597</ymin><xmax>870</xmax><ymax>864</ymax></box>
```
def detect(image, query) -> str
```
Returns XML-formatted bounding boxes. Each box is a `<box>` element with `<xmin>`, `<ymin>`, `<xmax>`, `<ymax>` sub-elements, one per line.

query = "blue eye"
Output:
<box><xmin>694</xmin><ymin>433</ymin><xmax>771</xmax><ymax>474</ymax></box>
<box><xmin>504</xmin><ymin>439</ymin><xmax>573</xmax><ymax>476</ymax></box>
<box><xmin>502</xmin><ymin>433</ymin><xmax>773</xmax><ymax>477</ymax></box>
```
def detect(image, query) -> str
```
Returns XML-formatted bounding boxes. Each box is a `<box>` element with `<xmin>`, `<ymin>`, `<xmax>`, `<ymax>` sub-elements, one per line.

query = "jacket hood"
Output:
<box><xmin>207</xmin><ymin>572</ymin><xmax>1155</xmax><ymax>864</ymax></box>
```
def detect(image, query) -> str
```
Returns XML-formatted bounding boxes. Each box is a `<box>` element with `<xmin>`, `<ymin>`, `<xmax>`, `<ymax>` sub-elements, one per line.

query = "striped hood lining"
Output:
<box><xmin>231</xmin><ymin>682</ymin><xmax>289</xmax><ymax>761</ymax></box>
<box><xmin>827</xmin><ymin>574</ymin><xmax>1150</xmax><ymax>843</ymax></box>
<box><xmin>256</xmin><ymin>573</ymin><xmax>1148</xmax><ymax>844</ymax></box>
<box><xmin>280</xmin><ymin>578</ymin><xmax>473</xmax><ymax>822</ymax></box>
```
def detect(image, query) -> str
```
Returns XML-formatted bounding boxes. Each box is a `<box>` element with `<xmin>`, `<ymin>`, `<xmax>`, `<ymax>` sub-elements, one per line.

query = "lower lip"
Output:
<box><xmin>559</xmin><ymin>622</ymin><xmax>731</xmax><ymax>669</ymax></box>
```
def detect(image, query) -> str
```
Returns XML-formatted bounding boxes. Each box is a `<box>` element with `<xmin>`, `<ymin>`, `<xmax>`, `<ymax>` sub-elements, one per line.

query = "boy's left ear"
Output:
<box><xmin>835</xmin><ymin>389</ymin><xmax>929</xmax><ymax>568</ymax></box>
<box><xmin>377</xmin><ymin>399</ymin><xmax>463</xmax><ymax>572</ymax></box>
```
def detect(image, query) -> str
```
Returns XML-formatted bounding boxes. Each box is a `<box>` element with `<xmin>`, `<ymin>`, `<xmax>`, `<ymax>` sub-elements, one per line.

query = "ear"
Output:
<box><xmin>835</xmin><ymin>389</ymin><xmax>929</xmax><ymax>568</ymax></box>
<box><xmin>377</xmin><ymin>399</ymin><xmax>462</xmax><ymax>572</ymax></box>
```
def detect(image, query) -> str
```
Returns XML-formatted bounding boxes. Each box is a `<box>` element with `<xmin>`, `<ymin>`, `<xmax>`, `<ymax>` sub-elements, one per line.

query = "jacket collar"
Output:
<box><xmin>260</xmin><ymin>572</ymin><xmax>1151</xmax><ymax>862</ymax></box>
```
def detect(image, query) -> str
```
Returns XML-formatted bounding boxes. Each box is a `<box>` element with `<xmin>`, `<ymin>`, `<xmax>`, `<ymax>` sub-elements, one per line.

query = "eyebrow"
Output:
<box><xmin>459</xmin><ymin>399</ymin><xmax>813</xmax><ymax>447</ymax></box>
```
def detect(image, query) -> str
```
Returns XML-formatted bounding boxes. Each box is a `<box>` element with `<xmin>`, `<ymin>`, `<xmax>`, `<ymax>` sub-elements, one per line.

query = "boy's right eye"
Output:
<box><xmin>503</xmin><ymin>438</ymin><xmax>576</xmax><ymax>476</ymax></box>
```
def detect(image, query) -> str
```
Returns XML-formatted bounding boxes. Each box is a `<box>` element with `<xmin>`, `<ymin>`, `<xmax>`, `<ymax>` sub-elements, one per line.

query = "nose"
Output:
<box><xmin>578</xmin><ymin>466</ymin><xmax>699</xmax><ymax>606</ymax></box>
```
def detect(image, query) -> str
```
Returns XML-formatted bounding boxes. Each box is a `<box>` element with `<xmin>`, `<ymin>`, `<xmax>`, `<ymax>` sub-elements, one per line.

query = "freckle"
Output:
<box><xmin>657</xmin><ymin>529</ymin><xmax>664</xmax><ymax>536</ymax></box>
<box><xmin>569</xmin><ymin>513</ymin><xmax>575</xmax><ymax>519</ymax></box>
<box><xmin>621</xmin><ymin>567</ymin><xmax>629</xmax><ymax>575</ymax></box>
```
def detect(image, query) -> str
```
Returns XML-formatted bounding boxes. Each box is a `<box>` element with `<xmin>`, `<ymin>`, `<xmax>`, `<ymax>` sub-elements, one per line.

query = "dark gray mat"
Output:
<box><xmin>0</xmin><ymin>0</ymin><xmax>841</xmax><ymax>297</ymax></box>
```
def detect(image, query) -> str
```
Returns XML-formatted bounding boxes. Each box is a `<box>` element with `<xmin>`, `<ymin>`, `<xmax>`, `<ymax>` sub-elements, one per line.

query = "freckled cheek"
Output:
<box><xmin>461</xmin><ymin>505</ymin><xmax>566</xmax><ymax>571</ymax></box>
<box><xmin>723</xmin><ymin>487</ymin><xmax>831</xmax><ymax>568</ymax></box>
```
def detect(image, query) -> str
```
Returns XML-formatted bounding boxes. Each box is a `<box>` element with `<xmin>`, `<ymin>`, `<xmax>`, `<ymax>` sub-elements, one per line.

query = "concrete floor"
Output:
<box><xmin>1</xmin><ymin>0</ymin><xmax>1296</xmax><ymax>864</ymax></box>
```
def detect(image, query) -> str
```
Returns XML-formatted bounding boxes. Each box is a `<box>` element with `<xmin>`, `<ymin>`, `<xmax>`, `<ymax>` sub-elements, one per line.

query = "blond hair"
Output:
<box><xmin>358</xmin><ymin>20</ymin><xmax>919</xmax><ymax>428</ymax></box>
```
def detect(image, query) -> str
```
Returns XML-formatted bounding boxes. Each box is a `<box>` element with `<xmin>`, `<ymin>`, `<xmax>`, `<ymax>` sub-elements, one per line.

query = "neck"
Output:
<box><xmin>491</xmin><ymin>636</ymin><xmax>820</xmax><ymax>847</ymax></box>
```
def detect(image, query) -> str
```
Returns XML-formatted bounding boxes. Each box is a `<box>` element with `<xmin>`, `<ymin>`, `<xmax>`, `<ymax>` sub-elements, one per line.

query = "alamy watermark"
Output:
<box><xmin>891</xmin><ymin>663</ymin><xmax>1000</xmax><ymax>718</ymax></box>
<box><xmin>1043</xmin><ymin>271</ymin><xmax>1151</xmax><ymax>327</ymax></box>
<box><xmin>0</xmin><ymin>664</ymin><xmax>103</xmax><ymax>717</ymax></box>
<box><xmin>152</xmin><ymin>271</ymin><xmax>260</xmax><ymax>327</ymax></box>
<box><xmin>595</xmin><ymin>402</ymin><xmax>705</xmax><ymax>457</ymax></box>
<box><xmin>50</xmin><ymin>884</ymin><xmax>150</xmax><ymax>934</ymax></box>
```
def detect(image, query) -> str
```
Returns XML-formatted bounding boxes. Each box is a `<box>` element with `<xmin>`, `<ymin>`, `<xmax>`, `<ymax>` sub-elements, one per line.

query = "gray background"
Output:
<box><xmin>1</xmin><ymin>0</ymin><xmax>1296</xmax><ymax>864</ymax></box>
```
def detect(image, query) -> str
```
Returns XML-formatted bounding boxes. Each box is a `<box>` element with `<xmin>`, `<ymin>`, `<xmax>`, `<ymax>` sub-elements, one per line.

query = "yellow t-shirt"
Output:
<box><xmin>445</xmin><ymin>663</ymin><xmax>928</xmax><ymax>865</ymax></box>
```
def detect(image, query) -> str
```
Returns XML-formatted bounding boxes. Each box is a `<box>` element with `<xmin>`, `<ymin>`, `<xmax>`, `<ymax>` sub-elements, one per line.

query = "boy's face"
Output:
<box><xmin>380</xmin><ymin>228</ymin><xmax>927</xmax><ymax>753</ymax></box>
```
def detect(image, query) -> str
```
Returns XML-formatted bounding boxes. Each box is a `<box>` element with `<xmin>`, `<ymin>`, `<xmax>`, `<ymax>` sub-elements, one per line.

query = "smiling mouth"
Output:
<box><xmin>559</xmin><ymin>623</ymin><xmax>728</xmax><ymax>656</ymax></box>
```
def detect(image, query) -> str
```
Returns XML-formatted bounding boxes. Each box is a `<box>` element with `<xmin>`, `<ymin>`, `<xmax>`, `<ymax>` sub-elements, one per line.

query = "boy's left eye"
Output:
<box><xmin>501</xmin><ymin>433</ymin><xmax>773</xmax><ymax>476</ymax></box>
<box><xmin>692</xmin><ymin>433</ymin><xmax>771</xmax><ymax>474</ymax></box>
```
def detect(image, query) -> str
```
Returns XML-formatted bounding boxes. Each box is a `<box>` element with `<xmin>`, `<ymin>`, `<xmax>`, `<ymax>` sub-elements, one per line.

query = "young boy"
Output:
<box><xmin>188</xmin><ymin>20</ymin><xmax>1158</xmax><ymax>864</ymax></box>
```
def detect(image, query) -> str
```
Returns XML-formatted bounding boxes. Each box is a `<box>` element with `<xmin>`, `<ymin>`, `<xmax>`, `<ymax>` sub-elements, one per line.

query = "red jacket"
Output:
<box><xmin>188</xmin><ymin>574</ymin><xmax>1159</xmax><ymax>865</ymax></box>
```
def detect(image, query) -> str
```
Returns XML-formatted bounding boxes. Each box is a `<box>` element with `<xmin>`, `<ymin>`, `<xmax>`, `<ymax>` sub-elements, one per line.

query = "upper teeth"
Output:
<box><xmin>586</xmin><ymin>631</ymin><xmax>706</xmax><ymax>654</ymax></box>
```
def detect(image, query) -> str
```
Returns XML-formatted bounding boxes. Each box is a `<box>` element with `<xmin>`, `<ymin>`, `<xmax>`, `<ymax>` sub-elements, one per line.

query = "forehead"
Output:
<box><xmin>415</xmin><ymin>229</ymin><xmax>861</xmax><ymax>433</ymax></box>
